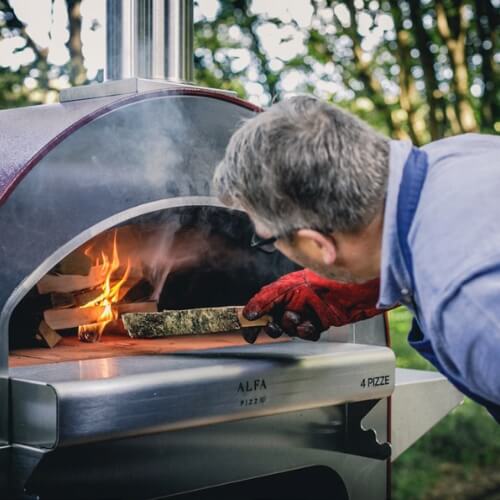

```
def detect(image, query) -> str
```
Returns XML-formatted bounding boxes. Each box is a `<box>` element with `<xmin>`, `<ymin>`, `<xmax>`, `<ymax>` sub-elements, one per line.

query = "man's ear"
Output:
<box><xmin>295</xmin><ymin>229</ymin><xmax>337</xmax><ymax>265</ymax></box>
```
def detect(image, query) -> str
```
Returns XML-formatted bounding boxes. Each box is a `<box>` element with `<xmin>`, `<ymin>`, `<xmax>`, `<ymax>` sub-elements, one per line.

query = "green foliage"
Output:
<box><xmin>193</xmin><ymin>0</ymin><xmax>499</xmax><ymax>143</ymax></box>
<box><xmin>388</xmin><ymin>307</ymin><xmax>435</xmax><ymax>371</ymax></box>
<box><xmin>0</xmin><ymin>0</ymin><xmax>89</xmax><ymax>109</ymax></box>
<box><xmin>0</xmin><ymin>66</ymin><xmax>31</xmax><ymax>108</ymax></box>
<box><xmin>2</xmin><ymin>0</ymin><xmax>498</xmax><ymax>138</ymax></box>
<box><xmin>389</xmin><ymin>308</ymin><xmax>500</xmax><ymax>499</ymax></box>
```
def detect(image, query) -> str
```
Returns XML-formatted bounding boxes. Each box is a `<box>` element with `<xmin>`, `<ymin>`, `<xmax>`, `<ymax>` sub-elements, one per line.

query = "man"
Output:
<box><xmin>213</xmin><ymin>95</ymin><xmax>500</xmax><ymax>421</ymax></box>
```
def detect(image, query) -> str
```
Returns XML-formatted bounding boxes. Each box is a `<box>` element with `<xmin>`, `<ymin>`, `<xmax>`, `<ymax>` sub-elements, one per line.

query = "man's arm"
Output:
<box><xmin>430</xmin><ymin>266</ymin><xmax>500</xmax><ymax>405</ymax></box>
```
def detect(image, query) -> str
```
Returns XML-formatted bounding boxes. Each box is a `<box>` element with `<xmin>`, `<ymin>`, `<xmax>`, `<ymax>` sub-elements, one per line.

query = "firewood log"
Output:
<box><xmin>37</xmin><ymin>320</ymin><xmax>62</xmax><ymax>348</ymax></box>
<box><xmin>50</xmin><ymin>289</ymin><xmax>101</xmax><ymax>308</ymax></box>
<box><xmin>44</xmin><ymin>302</ymin><xmax>158</xmax><ymax>330</ymax></box>
<box><xmin>50</xmin><ymin>292</ymin><xmax>77</xmax><ymax>309</ymax></box>
<box><xmin>122</xmin><ymin>306</ymin><xmax>271</xmax><ymax>338</ymax></box>
<box><xmin>37</xmin><ymin>265</ymin><xmax>108</xmax><ymax>294</ymax></box>
<box><xmin>49</xmin><ymin>277</ymin><xmax>144</xmax><ymax>308</ymax></box>
<box><xmin>53</xmin><ymin>252</ymin><xmax>92</xmax><ymax>276</ymax></box>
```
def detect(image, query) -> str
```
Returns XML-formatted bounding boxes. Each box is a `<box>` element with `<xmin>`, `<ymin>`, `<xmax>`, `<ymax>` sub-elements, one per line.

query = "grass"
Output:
<box><xmin>389</xmin><ymin>307</ymin><xmax>500</xmax><ymax>500</ymax></box>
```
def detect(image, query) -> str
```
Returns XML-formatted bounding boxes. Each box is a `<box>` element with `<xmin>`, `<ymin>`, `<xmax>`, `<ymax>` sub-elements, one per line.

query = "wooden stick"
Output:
<box><xmin>37</xmin><ymin>320</ymin><xmax>62</xmax><ymax>348</ymax></box>
<box><xmin>44</xmin><ymin>302</ymin><xmax>158</xmax><ymax>330</ymax></box>
<box><xmin>37</xmin><ymin>265</ymin><xmax>108</xmax><ymax>294</ymax></box>
<box><xmin>51</xmin><ymin>289</ymin><xmax>101</xmax><ymax>309</ymax></box>
<box><xmin>123</xmin><ymin>306</ymin><xmax>271</xmax><ymax>338</ymax></box>
<box><xmin>50</xmin><ymin>292</ymin><xmax>78</xmax><ymax>309</ymax></box>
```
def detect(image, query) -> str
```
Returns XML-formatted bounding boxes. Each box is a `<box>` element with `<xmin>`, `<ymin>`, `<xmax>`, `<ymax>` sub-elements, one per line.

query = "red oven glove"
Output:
<box><xmin>242</xmin><ymin>270</ymin><xmax>383</xmax><ymax>343</ymax></box>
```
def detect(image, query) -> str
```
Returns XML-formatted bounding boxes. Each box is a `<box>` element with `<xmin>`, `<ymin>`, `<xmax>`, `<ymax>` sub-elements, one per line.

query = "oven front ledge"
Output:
<box><xmin>9</xmin><ymin>341</ymin><xmax>395</xmax><ymax>449</ymax></box>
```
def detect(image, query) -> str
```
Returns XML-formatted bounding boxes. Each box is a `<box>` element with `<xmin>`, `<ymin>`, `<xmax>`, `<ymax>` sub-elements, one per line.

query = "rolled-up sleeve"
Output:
<box><xmin>431</xmin><ymin>266</ymin><xmax>500</xmax><ymax>404</ymax></box>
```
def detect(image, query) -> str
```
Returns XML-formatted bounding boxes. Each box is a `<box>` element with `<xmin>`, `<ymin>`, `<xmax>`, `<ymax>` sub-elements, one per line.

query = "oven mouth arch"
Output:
<box><xmin>0</xmin><ymin>195</ymin><xmax>232</xmax><ymax>350</ymax></box>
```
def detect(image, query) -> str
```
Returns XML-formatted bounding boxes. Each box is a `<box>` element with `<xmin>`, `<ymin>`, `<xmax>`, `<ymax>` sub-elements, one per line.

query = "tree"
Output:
<box><xmin>0</xmin><ymin>0</ymin><xmax>87</xmax><ymax>108</ymax></box>
<box><xmin>0</xmin><ymin>0</ymin><xmax>497</xmax><ymax>142</ymax></box>
<box><xmin>194</xmin><ymin>0</ymin><xmax>499</xmax><ymax>143</ymax></box>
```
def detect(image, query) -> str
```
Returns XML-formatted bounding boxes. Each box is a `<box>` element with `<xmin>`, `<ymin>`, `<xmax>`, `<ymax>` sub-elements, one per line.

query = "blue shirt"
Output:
<box><xmin>378</xmin><ymin>134</ymin><xmax>500</xmax><ymax>405</ymax></box>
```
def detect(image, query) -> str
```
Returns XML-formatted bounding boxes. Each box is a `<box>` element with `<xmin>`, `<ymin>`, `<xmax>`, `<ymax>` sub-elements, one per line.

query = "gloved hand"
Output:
<box><xmin>242</xmin><ymin>269</ymin><xmax>382</xmax><ymax>343</ymax></box>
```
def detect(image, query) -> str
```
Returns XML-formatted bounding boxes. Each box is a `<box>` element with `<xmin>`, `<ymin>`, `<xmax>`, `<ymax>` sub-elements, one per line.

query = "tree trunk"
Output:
<box><xmin>345</xmin><ymin>0</ymin><xmax>400</xmax><ymax>137</ymax></box>
<box><xmin>446</xmin><ymin>104</ymin><xmax>463</xmax><ymax>135</ymax></box>
<box><xmin>435</xmin><ymin>0</ymin><xmax>478</xmax><ymax>132</ymax></box>
<box><xmin>408</xmin><ymin>0</ymin><xmax>447</xmax><ymax>140</ymax></box>
<box><xmin>473</xmin><ymin>0</ymin><xmax>497</xmax><ymax>130</ymax></box>
<box><xmin>390</xmin><ymin>0</ymin><xmax>422</xmax><ymax>144</ymax></box>
<box><xmin>65</xmin><ymin>0</ymin><xmax>87</xmax><ymax>86</ymax></box>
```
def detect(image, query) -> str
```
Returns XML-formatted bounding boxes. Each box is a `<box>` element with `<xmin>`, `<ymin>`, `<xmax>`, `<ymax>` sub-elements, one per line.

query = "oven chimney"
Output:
<box><xmin>106</xmin><ymin>0</ymin><xmax>194</xmax><ymax>82</ymax></box>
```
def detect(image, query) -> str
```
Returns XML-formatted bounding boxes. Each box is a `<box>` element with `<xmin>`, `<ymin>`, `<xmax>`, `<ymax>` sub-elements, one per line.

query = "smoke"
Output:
<box><xmin>80</xmin><ymin>206</ymin><xmax>298</xmax><ymax>310</ymax></box>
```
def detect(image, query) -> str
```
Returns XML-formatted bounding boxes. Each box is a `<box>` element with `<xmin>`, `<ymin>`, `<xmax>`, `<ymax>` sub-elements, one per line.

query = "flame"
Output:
<box><xmin>78</xmin><ymin>231</ymin><xmax>131</xmax><ymax>342</ymax></box>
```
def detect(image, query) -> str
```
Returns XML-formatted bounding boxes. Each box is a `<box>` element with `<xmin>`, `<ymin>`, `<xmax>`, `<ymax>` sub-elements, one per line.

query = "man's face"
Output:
<box><xmin>252</xmin><ymin>218</ymin><xmax>380</xmax><ymax>284</ymax></box>
<box><xmin>252</xmin><ymin>219</ymin><xmax>356</xmax><ymax>282</ymax></box>
<box><xmin>274</xmin><ymin>238</ymin><xmax>358</xmax><ymax>283</ymax></box>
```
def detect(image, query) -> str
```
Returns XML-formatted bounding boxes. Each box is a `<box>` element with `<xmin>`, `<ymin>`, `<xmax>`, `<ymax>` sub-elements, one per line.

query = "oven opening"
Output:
<box><xmin>9</xmin><ymin>206</ymin><xmax>296</xmax><ymax>367</ymax></box>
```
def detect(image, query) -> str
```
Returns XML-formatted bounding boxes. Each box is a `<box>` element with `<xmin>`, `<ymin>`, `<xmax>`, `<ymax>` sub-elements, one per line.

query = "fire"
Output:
<box><xmin>78</xmin><ymin>231</ymin><xmax>131</xmax><ymax>342</ymax></box>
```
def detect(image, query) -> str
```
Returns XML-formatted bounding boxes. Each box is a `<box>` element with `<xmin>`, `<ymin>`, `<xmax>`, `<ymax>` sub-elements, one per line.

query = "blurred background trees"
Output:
<box><xmin>0</xmin><ymin>0</ymin><xmax>93</xmax><ymax>106</ymax></box>
<box><xmin>1</xmin><ymin>0</ymin><xmax>498</xmax><ymax>143</ymax></box>
<box><xmin>194</xmin><ymin>0</ymin><xmax>498</xmax><ymax>142</ymax></box>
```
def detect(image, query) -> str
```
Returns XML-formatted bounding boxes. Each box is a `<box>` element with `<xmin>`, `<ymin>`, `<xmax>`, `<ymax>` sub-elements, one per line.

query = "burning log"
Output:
<box><xmin>38</xmin><ymin>262</ymin><xmax>144</xmax><ymax>296</ymax></box>
<box><xmin>44</xmin><ymin>302</ymin><xmax>158</xmax><ymax>330</ymax></box>
<box><xmin>49</xmin><ymin>277</ymin><xmax>144</xmax><ymax>309</ymax></box>
<box><xmin>123</xmin><ymin>306</ymin><xmax>271</xmax><ymax>338</ymax></box>
<box><xmin>38</xmin><ymin>229</ymin><xmax>157</xmax><ymax>343</ymax></box>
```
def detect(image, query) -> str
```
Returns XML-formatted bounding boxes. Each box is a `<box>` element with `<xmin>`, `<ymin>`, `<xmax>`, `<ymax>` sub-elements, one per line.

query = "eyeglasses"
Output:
<box><xmin>250</xmin><ymin>232</ymin><xmax>279</xmax><ymax>253</ymax></box>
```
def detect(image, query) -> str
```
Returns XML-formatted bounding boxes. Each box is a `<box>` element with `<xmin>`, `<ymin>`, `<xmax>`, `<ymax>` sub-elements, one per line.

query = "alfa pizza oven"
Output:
<box><xmin>0</xmin><ymin>2</ymin><xmax>463</xmax><ymax>499</ymax></box>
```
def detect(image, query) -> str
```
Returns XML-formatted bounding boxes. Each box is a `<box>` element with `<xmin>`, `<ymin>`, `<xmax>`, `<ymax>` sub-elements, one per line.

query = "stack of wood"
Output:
<box><xmin>36</xmin><ymin>251</ymin><xmax>157</xmax><ymax>345</ymax></box>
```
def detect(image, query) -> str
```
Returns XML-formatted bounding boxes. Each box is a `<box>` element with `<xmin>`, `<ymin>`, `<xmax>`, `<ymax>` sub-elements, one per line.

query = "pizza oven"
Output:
<box><xmin>0</xmin><ymin>1</ymin><xmax>463</xmax><ymax>499</ymax></box>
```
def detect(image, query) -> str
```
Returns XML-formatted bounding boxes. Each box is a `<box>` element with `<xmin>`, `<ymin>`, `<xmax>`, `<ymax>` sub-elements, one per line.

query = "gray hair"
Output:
<box><xmin>213</xmin><ymin>96</ymin><xmax>390</xmax><ymax>236</ymax></box>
